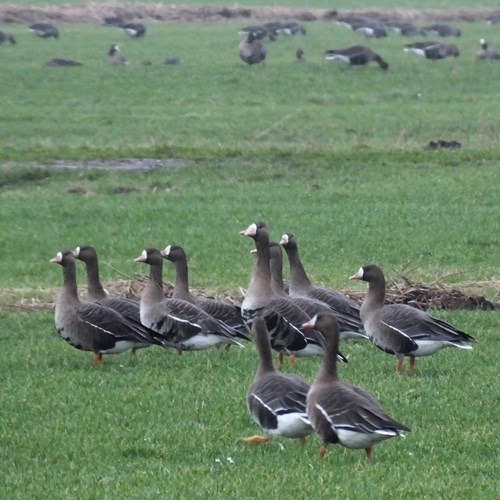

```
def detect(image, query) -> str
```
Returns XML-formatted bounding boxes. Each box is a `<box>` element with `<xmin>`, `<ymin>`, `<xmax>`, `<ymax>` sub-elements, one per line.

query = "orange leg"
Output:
<box><xmin>409</xmin><ymin>356</ymin><xmax>416</xmax><ymax>373</ymax></box>
<box><xmin>241</xmin><ymin>435</ymin><xmax>271</xmax><ymax>443</ymax></box>
<box><xmin>318</xmin><ymin>445</ymin><xmax>328</xmax><ymax>459</ymax></box>
<box><xmin>365</xmin><ymin>447</ymin><xmax>373</xmax><ymax>460</ymax></box>
<box><xmin>396</xmin><ymin>357</ymin><xmax>404</xmax><ymax>374</ymax></box>
<box><xmin>289</xmin><ymin>354</ymin><xmax>296</xmax><ymax>365</ymax></box>
<box><xmin>92</xmin><ymin>352</ymin><xmax>103</xmax><ymax>366</ymax></box>
<box><xmin>277</xmin><ymin>352</ymin><xmax>284</xmax><ymax>369</ymax></box>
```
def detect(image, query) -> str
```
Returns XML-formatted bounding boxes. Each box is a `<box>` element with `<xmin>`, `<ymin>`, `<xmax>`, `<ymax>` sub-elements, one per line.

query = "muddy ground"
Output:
<box><xmin>0</xmin><ymin>3</ymin><xmax>498</xmax><ymax>25</ymax></box>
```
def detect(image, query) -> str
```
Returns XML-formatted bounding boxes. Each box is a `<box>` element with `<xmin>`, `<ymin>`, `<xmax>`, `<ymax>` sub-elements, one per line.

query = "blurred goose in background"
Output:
<box><xmin>164</xmin><ymin>56</ymin><xmax>181</xmax><ymax>65</ymax></box>
<box><xmin>276</xmin><ymin>20</ymin><xmax>307</xmax><ymax>36</ymax></box>
<box><xmin>279</xmin><ymin>233</ymin><xmax>364</xmax><ymax>338</ymax></box>
<box><xmin>240</xmin><ymin>221</ymin><xmax>344</xmax><ymax>366</ymax></box>
<box><xmin>350</xmin><ymin>264</ymin><xmax>476</xmax><ymax>374</ymax></box>
<box><xmin>303</xmin><ymin>313</ymin><xmax>410</xmax><ymax>460</ymax></box>
<box><xmin>29</xmin><ymin>23</ymin><xmax>59</xmax><ymax>39</ymax></box>
<box><xmin>102</xmin><ymin>16</ymin><xmax>125</xmax><ymax>27</ymax></box>
<box><xmin>325</xmin><ymin>45</ymin><xmax>389</xmax><ymax>70</ymax></box>
<box><xmin>239</xmin><ymin>32</ymin><xmax>267</xmax><ymax>65</ymax></box>
<box><xmin>107</xmin><ymin>44</ymin><xmax>128</xmax><ymax>65</ymax></box>
<box><xmin>387</xmin><ymin>22</ymin><xmax>424</xmax><ymax>36</ymax></box>
<box><xmin>46</xmin><ymin>57</ymin><xmax>82</xmax><ymax>66</ymax></box>
<box><xmin>242</xmin><ymin>317</ymin><xmax>313</xmax><ymax>444</ymax></box>
<box><xmin>135</xmin><ymin>248</ymin><xmax>245</xmax><ymax>352</ymax></box>
<box><xmin>161</xmin><ymin>244</ymin><xmax>248</xmax><ymax>339</ymax></box>
<box><xmin>239</xmin><ymin>24</ymin><xmax>272</xmax><ymax>41</ymax></box>
<box><xmin>296</xmin><ymin>48</ymin><xmax>306</xmax><ymax>63</ymax></box>
<box><xmin>50</xmin><ymin>250</ymin><xmax>164</xmax><ymax>365</ymax></box>
<box><xmin>476</xmin><ymin>38</ymin><xmax>500</xmax><ymax>60</ymax></box>
<box><xmin>404</xmin><ymin>41</ymin><xmax>459</xmax><ymax>60</ymax></box>
<box><xmin>422</xmin><ymin>23</ymin><xmax>461</xmax><ymax>37</ymax></box>
<box><xmin>122</xmin><ymin>23</ymin><xmax>146</xmax><ymax>38</ymax></box>
<box><xmin>0</xmin><ymin>30</ymin><xmax>16</xmax><ymax>45</ymax></box>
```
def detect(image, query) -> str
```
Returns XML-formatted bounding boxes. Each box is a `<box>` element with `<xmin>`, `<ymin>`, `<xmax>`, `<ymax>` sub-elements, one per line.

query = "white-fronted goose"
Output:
<box><xmin>422</xmin><ymin>24</ymin><xmax>461</xmax><ymax>37</ymax></box>
<box><xmin>268</xmin><ymin>241</ymin><xmax>367</xmax><ymax>342</ymax></box>
<box><xmin>242</xmin><ymin>317</ymin><xmax>313</xmax><ymax>444</ymax></box>
<box><xmin>325</xmin><ymin>45</ymin><xmax>389</xmax><ymax>70</ymax></box>
<box><xmin>239</xmin><ymin>32</ymin><xmax>267</xmax><ymax>65</ymax></box>
<box><xmin>404</xmin><ymin>41</ymin><xmax>459</xmax><ymax>60</ymax></box>
<box><xmin>122</xmin><ymin>23</ymin><xmax>146</xmax><ymax>38</ymax></box>
<box><xmin>350</xmin><ymin>265</ymin><xmax>476</xmax><ymax>373</ymax></box>
<box><xmin>29</xmin><ymin>23</ymin><xmax>59</xmax><ymax>39</ymax></box>
<box><xmin>387</xmin><ymin>22</ymin><xmax>424</xmax><ymax>36</ymax></box>
<box><xmin>46</xmin><ymin>57</ymin><xmax>82</xmax><ymax>67</ymax></box>
<box><xmin>276</xmin><ymin>21</ymin><xmax>307</xmax><ymax>36</ymax></box>
<box><xmin>135</xmin><ymin>248</ymin><xmax>244</xmax><ymax>352</ymax></box>
<box><xmin>303</xmin><ymin>313</ymin><xmax>410</xmax><ymax>460</ymax></box>
<box><xmin>161</xmin><ymin>244</ymin><xmax>248</xmax><ymax>340</ymax></box>
<box><xmin>50</xmin><ymin>250</ymin><xmax>163</xmax><ymax>365</ymax></box>
<box><xmin>0</xmin><ymin>30</ymin><xmax>16</xmax><ymax>45</ymax></box>
<box><xmin>280</xmin><ymin>233</ymin><xmax>364</xmax><ymax>338</ymax></box>
<box><xmin>476</xmin><ymin>39</ymin><xmax>500</xmax><ymax>60</ymax></box>
<box><xmin>107</xmin><ymin>44</ymin><xmax>128</xmax><ymax>66</ymax></box>
<box><xmin>240</xmin><ymin>221</ymin><xmax>338</xmax><ymax>366</ymax></box>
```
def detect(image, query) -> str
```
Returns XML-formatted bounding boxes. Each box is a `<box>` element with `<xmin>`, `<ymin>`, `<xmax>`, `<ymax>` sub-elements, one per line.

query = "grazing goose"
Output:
<box><xmin>387</xmin><ymin>22</ymin><xmax>424</xmax><ymax>36</ymax></box>
<box><xmin>107</xmin><ymin>44</ymin><xmax>128</xmax><ymax>65</ymax></box>
<box><xmin>0</xmin><ymin>30</ymin><xmax>16</xmax><ymax>45</ymax></box>
<box><xmin>279</xmin><ymin>233</ymin><xmax>364</xmax><ymax>338</ymax></box>
<box><xmin>351</xmin><ymin>20</ymin><xmax>387</xmax><ymax>38</ymax></box>
<box><xmin>325</xmin><ymin>45</ymin><xmax>389</xmax><ymax>70</ymax></box>
<box><xmin>242</xmin><ymin>317</ymin><xmax>314</xmax><ymax>444</ymax></box>
<box><xmin>29</xmin><ymin>23</ymin><xmax>59</xmax><ymax>39</ymax></box>
<box><xmin>121</xmin><ymin>23</ymin><xmax>146</xmax><ymax>38</ymax></box>
<box><xmin>46</xmin><ymin>57</ymin><xmax>82</xmax><ymax>67</ymax></box>
<box><xmin>303</xmin><ymin>313</ymin><xmax>410</xmax><ymax>460</ymax></box>
<box><xmin>161</xmin><ymin>244</ymin><xmax>248</xmax><ymax>339</ymax></box>
<box><xmin>102</xmin><ymin>16</ymin><xmax>125</xmax><ymax>27</ymax></box>
<box><xmin>350</xmin><ymin>265</ymin><xmax>476</xmax><ymax>374</ymax></box>
<box><xmin>239</xmin><ymin>32</ymin><xmax>267</xmax><ymax>65</ymax></box>
<box><xmin>268</xmin><ymin>241</ymin><xmax>367</xmax><ymax>342</ymax></box>
<box><xmin>50</xmin><ymin>250</ymin><xmax>164</xmax><ymax>365</ymax></box>
<box><xmin>404</xmin><ymin>41</ymin><xmax>459</xmax><ymax>60</ymax></box>
<box><xmin>240</xmin><ymin>221</ymin><xmax>341</xmax><ymax>366</ymax></box>
<box><xmin>422</xmin><ymin>24</ymin><xmax>461</xmax><ymax>37</ymax></box>
<box><xmin>476</xmin><ymin>38</ymin><xmax>500</xmax><ymax>60</ymax></box>
<box><xmin>135</xmin><ymin>248</ymin><xmax>244</xmax><ymax>352</ymax></box>
<box><xmin>276</xmin><ymin>21</ymin><xmax>307</xmax><ymax>36</ymax></box>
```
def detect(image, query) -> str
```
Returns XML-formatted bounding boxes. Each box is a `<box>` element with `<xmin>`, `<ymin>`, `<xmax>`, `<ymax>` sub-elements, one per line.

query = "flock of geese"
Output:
<box><xmin>1</xmin><ymin>15</ymin><xmax>500</xmax><ymax>69</ymax></box>
<box><xmin>50</xmin><ymin>220</ymin><xmax>475</xmax><ymax>460</ymax></box>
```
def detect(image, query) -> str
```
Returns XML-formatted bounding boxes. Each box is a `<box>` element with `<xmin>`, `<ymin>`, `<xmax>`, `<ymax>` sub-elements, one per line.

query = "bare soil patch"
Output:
<box><xmin>0</xmin><ymin>3</ymin><xmax>497</xmax><ymax>25</ymax></box>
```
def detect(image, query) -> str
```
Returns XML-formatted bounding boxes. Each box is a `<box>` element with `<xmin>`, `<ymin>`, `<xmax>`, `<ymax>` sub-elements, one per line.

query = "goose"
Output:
<box><xmin>476</xmin><ymin>38</ymin><xmax>500</xmax><ymax>60</ymax></box>
<box><xmin>239</xmin><ymin>24</ymin><xmax>271</xmax><ymax>41</ymax></box>
<box><xmin>50</xmin><ymin>250</ymin><xmax>164</xmax><ymax>365</ymax></box>
<box><xmin>134</xmin><ymin>248</ymin><xmax>244</xmax><ymax>352</ymax></box>
<box><xmin>160</xmin><ymin>244</ymin><xmax>248</xmax><ymax>339</ymax></box>
<box><xmin>29</xmin><ymin>23</ymin><xmax>59</xmax><ymax>39</ymax></box>
<box><xmin>121</xmin><ymin>23</ymin><xmax>146</xmax><ymax>38</ymax></box>
<box><xmin>276</xmin><ymin>21</ymin><xmax>307</xmax><ymax>36</ymax></box>
<box><xmin>387</xmin><ymin>22</ymin><xmax>424</xmax><ymax>36</ymax></box>
<box><xmin>242</xmin><ymin>317</ymin><xmax>314</xmax><ymax>444</ymax></box>
<box><xmin>164</xmin><ymin>56</ymin><xmax>181</xmax><ymax>65</ymax></box>
<box><xmin>296</xmin><ymin>48</ymin><xmax>306</xmax><ymax>63</ymax></box>
<box><xmin>351</xmin><ymin>21</ymin><xmax>387</xmax><ymax>38</ymax></box>
<box><xmin>303</xmin><ymin>312</ymin><xmax>410</xmax><ymax>460</ymax></box>
<box><xmin>240</xmin><ymin>221</ymin><xmax>342</xmax><ymax>366</ymax></box>
<box><xmin>268</xmin><ymin>240</ymin><xmax>367</xmax><ymax>342</ymax></box>
<box><xmin>0</xmin><ymin>30</ymin><xmax>16</xmax><ymax>45</ymax></box>
<box><xmin>422</xmin><ymin>24</ymin><xmax>461</xmax><ymax>37</ymax></box>
<box><xmin>102</xmin><ymin>16</ymin><xmax>125</xmax><ymax>27</ymax></box>
<box><xmin>404</xmin><ymin>41</ymin><xmax>459</xmax><ymax>60</ymax></box>
<box><xmin>46</xmin><ymin>57</ymin><xmax>82</xmax><ymax>67</ymax></box>
<box><xmin>239</xmin><ymin>32</ymin><xmax>267</xmax><ymax>65</ymax></box>
<box><xmin>107</xmin><ymin>44</ymin><xmax>128</xmax><ymax>65</ymax></box>
<box><xmin>350</xmin><ymin>265</ymin><xmax>476</xmax><ymax>374</ymax></box>
<box><xmin>325</xmin><ymin>45</ymin><xmax>389</xmax><ymax>70</ymax></box>
<box><xmin>279</xmin><ymin>233</ymin><xmax>364</xmax><ymax>338</ymax></box>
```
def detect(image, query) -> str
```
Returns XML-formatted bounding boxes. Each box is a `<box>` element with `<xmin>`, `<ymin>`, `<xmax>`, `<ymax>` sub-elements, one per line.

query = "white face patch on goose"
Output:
<box><xmin>280</xmin><ymin>234</ymin><xmax>289</xmax><ymax>245</ymax></box>
<box><xmin>141</xmin><ymin>249</ymin><xmax>147</xmax><ymax>259</ymax></box>
<box><xmin>356</xmin><ymin>267</ymin><xmax>364</xmax><ymax>278</ymax></box>
<box><xmin>163</xmin><ymin>245</ymin><xmax>171</xmax><ymax>256</ymax></box>
<box><xmin>74</xmin><ymin>246</ymin><xmax>81</xmax><ymax>257</ymax></box>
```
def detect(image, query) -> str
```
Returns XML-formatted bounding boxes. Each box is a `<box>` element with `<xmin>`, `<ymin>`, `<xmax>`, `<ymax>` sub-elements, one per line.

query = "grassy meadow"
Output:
<box><xmin>1</xmin><ymin>3</ymin><xmax>499</xmax><ymax>499</ymax></box>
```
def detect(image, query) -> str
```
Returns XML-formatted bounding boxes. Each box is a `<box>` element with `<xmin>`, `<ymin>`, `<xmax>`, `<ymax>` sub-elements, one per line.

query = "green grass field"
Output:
<box><xmin>1</xmin><ymin>2</ymin><xmax>499</xmax><ymax>499</ymax></box>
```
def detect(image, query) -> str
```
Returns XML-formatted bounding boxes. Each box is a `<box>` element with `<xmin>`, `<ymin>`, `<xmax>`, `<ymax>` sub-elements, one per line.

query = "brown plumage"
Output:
<box><xmin>325</xmin><ymin>45</ymin><xmax>388</xmax><ymax>70</ymax></box>
<box><xmin>404</xmin><ymin>41</ymin><xmax>459</xmax><ymax>60</ymax></box>
<box><xmin>239</xmin><ymin>32</ymin><xmax>267</xmax><ymax>65</ymax></box>
<box><xmin>107</xmin><ymin>44</ymin><xmax>128</xmax><ymax>65</ymax></box>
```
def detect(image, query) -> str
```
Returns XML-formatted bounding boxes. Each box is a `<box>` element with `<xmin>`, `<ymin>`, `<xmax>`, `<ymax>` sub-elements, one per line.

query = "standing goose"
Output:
<box><xmin>350</xmin><ymin>265</ymin><xmax>476</xmax><ymax>374</ymax></box>
<box><xmin>242</xmin><ymin>317</ymin><xmax>313</xmax><ymax>444</ymax></box>
<box><xmin>239</xmin><ymin>32</ymin><xmax>267</xmax><ymax>65</ymax></box>
<box><xmin>240</xmin><ymin>221</ymin><xmax>338</xmax><ymax>366</ymax></box>
<box><xmin>161</xmin><ymin>244</ymin><xmax>248</xmax><ymax>339</ymax></box>
<box><xmin>280</xmin><ymin>233</ymin><xmax>364</xmax><ymax>338</ymax></box>
<box><xmin>29</xmin><ymin>23</ymin><xmax>59</xmax><ymax>39</ymax></box>
<box><xmin>325</xmin><ymin>45</ymin><xmax>388</xmax><ymax>70</ymax></box>
<box><xmin>476</xmin><ymin>38</ymin><xmax>500</xmax><ymax>60</ymax></box>
<box><xmin>303</xmin><ymin>313</ymin><xmax>410</xmax><ymax>460</ymax></box>
<box><xmin>107</xmin><ymin>44</ymin><xmax>128</xmax><ymax>65</ymax></box>
<box><xmin>0</xmin><ymin>31</ymin><xmax>16</xmax><ymax>45</ymax></box>
<box><xmin>121</xmin><ymin>23</ymin><xmax>146</xmax><ymax>38</ymax></box>
<box><xmin>134</xmin><ymin>248</ymin><xmax>244</xmax><ymax>352</ymax></box>
<box><xmin>404</xmin><ymin>41</ymin><xmax>459</xmax><ymax>60</ymax></box>
<box><xmin>50</xmin><ymin>250</ymin><xmax>163</xmax><ymax>365</ymax></box>
<box><xmin>268</xmin><ymin>241</ymin><xmax>367</xmax><ymax>342</ymax></box>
